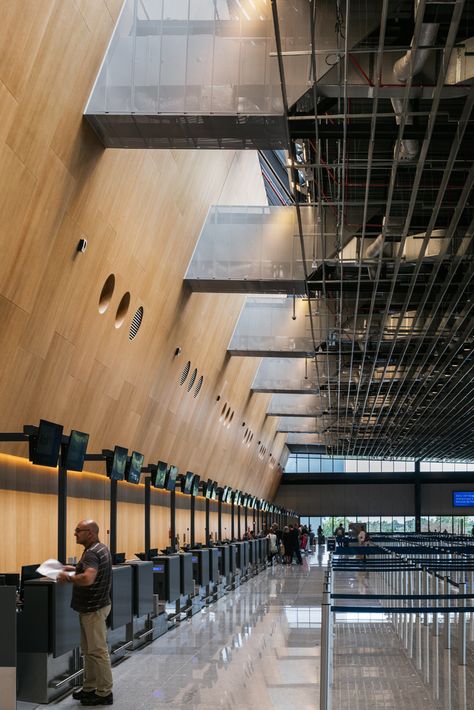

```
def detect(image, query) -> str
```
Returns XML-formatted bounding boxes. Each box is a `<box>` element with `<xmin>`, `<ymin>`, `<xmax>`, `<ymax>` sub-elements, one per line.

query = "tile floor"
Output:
<box><xmin>17</xmin><ymin>551</ymin><xmax>474</xmax><ymax>709</ymax></box>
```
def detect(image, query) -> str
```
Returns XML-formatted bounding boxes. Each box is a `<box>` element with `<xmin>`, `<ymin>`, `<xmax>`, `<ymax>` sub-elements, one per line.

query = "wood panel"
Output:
<box><xmin>0</xmin><ymin>2</ymin><xmax>288</xmax><ymax>570</ymax></box>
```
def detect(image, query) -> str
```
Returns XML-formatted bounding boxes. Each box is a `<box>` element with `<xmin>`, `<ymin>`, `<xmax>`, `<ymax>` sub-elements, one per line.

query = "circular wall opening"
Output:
<box><xmin>129</xmin><ymin>306</ymin><xmax>143</xmax><ymax>340</ymax></box>
<box><xmin>115</xmin><ymin>292</ymin><xmax>130</xmax><ymax>329</ymax></box>
<box><xmin>98</xmin><ymin>274</ymin><xmax>115</xmax><ymax>313</ymax></box>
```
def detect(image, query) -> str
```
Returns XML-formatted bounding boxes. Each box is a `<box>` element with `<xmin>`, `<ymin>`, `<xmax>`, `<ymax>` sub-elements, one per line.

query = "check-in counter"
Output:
<box><xmin>17</xmin><ymin>579</ymin><xmax>80</xmax><ymax>703</ymax></box>
<box><xmin>242</xmin><ymin>540</ymin><xmax>249</xmax><ymax>570</ymax></box>
<box><xmin>108</xmin><ymin>565</ymin><xmax>134</xmax><ymax>659</ymax></box>
<box><xmin>124</xmin><ymin>560</ymin><xmax>154</xmax><ymax>649</ymax></box>
<box><xmin>228</xmin><ymin>544</ymin><xmax>237</xmax><ymax>575</ymax></box>
<box><xmin>248</xmin><ymin>539</ymin><xmax>258</xmax><ymax>568</ymax></box>
<box><xmin>216</xmin><ymin>545</ymin><xmax>230</xmax><ymax>581</ymax></box>
<box><xmin>208</xmin><ymin>548</ymin><xmax>220</xmax><ymax>584</ymax></box>
<box><xmin>190</xmin><ymin>549</ymin><xmax>210</xmax><ymax>587</ymax></box>
<box><xmin>0</xmin><ymin>586</ymin><xmax>16</xmax><ymax>710</ymax></box>
<box><xmin>125</xmin><ymin>560</ymin><xmax>153</xmax><ymax>618</ymax></box>
<box><xmin>259</xmin><ymin>538</ymin><xmax>269</xmax><ymax>564</ymax></box>
<box><xmin>179</xmin><ymin>553</ymin><xmax>193</xmax><ymax>596</ymax></box>
<box><xmin>153</xmin><ymin>555</ymin><xmax>180</xmax><ymax>603</ymax></box>
<box><xmin>234</xmin><ymin>541</ymin><xmax>247</xmax><ymax>575</ymax></box>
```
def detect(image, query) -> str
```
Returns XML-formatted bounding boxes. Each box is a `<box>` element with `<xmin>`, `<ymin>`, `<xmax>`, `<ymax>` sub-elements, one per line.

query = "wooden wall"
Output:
<box><xmin>0</xmin><ymin>453</ymin><xmax>267</xmax><ymax>570</ymax></box>
<box><xmin>0</xmin><ymin>2</ymin><xmax>286</xmax><ymax>570</ymax></box>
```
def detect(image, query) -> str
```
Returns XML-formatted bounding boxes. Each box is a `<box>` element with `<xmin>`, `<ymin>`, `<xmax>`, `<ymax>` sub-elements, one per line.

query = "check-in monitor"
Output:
<box><xmin>107</xmin><ymin>446</ymin><xmax>128</xmax><ymax>481</ymax></box>
<box><xmin>153</xmin><ymin>461</ymin><xmax>168</xmax><ymax>489</ymax></box>
<box><xmin>191</xmin><ymin>474</ymin><xmax>200</xmax><ymax>496</ymax></box>
<box><xmin>30</xmin><ymin>419</ymin><xmax>64</xmax><ymax>467</ymax></box>
<box><xmin>166</xmin><ymin>465</ymin><xmax>178</xmax><ymax>491</ymax></box>
<box><xmin>125</xmin><ymin>451</ymin><xmax>144</xmax><ymax>484</ymax></box>
<box><xmin>65</xmin><ymin>429</ymin><xmax>89</xmax><ymax>471</ymax></box>
<box><xmin>182</xmin><ymin>471</ymin><xmax>194</xmax><ymax>494</ymax></box>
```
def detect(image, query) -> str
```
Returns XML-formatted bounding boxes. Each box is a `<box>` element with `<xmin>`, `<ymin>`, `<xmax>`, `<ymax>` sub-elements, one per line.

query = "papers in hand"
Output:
<box><xmin>37</xmin><ymin>559</ymin><xmax>75</xmax><ymax>581</ymax></box>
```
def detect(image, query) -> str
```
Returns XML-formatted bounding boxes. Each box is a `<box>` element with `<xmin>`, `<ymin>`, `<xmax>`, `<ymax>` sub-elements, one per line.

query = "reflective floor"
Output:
<box><xmin>18</xmin><ymin>552</ymin><xmax>474</xmax><ymax>709</ymax></box>
<box><xmin>332</xmin><ymin>567</ymin><xmax>474</xmax><ymax>710</ymax></box>
<box><xmin>19</xmin><ymin>553</ymin><xmax>324</xmax><ymax>710</ymax></box>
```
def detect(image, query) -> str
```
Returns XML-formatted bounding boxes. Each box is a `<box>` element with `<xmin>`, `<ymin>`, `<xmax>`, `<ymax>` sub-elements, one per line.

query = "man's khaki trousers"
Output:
<box><xmin>79</xmin><ymin>604</ymin><xmax>113</xmax><ymax>696</ymax></box>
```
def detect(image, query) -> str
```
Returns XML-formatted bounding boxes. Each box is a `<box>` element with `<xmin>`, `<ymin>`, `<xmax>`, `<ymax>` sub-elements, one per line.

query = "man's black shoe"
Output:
<box><xmin>73</xmin><ymin>688</ymin><xmax>96</xmax><ymax>701</ymax></box>
<box><xmin>81</xmin><ymin>692</ymin><xmax>113</xmax><ymax>706</ymax></box>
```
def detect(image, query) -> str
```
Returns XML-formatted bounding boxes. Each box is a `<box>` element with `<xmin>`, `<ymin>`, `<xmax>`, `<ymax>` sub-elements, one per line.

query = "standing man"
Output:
<box><xmin>58</xmin><ymin>520</ymin><xmax>113</xmax><ymax>706</ymax></box>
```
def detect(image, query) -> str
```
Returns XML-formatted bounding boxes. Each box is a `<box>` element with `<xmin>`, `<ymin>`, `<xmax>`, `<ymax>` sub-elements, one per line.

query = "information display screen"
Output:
<box><xmin>31</xmin><ymin>420</ymin><xmax>64</xmax><ymax>467</ymax></box>
<box><xmin>153</xmin><ymin>461</ymin><xmax>168</xmax><ymax>488</ymax></box>
<box><xmin>166</xmin><ymin>465</ymin><xmax>178</xmax><ymax>491</ymax></box>
<box><xmin>204</xmin><ymin>479</ymin><xmax>213</xmax><ymax>499</ymax></box>
<box><xmin>182</xmin><ymin>471</ymin><xmax>194</xmax><ymax>494</ymax></box>
<box><xmin>126</xmin><ymin>451</ymin><xmax>144</xmax><ymax>484</ymax></box>
<box><xmin>65</xmin><ymin>430</ymin><xmax>89</xmax><ymax>471</ymax></box>
<box><xmin>453</xmin><ymin>491</ymin><xmax>474</xmax><ymax>507</ymax></box>
<box><xmin>108</xmin><ymin>446</ymin><xmax>128</xmax><ymax>480</ymax></box>
<box><xmin>191</xmin><ymin>475</ymin><xmax>200</xmax><ymax>496</ymax></box>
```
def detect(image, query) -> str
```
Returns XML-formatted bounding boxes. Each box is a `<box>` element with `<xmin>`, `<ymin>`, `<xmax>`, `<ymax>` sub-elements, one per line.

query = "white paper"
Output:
<box><xmin>37</xmin><ymin>558</ymin><xmax>75</xmax><ymax>581</ymax></box>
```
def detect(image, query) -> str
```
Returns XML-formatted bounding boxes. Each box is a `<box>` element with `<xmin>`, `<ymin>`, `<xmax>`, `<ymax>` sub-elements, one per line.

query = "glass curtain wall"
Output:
<box><xmin>297</xmin><ymin>515</ymin><xmax>474</xmax><ymax>535</ymax></box>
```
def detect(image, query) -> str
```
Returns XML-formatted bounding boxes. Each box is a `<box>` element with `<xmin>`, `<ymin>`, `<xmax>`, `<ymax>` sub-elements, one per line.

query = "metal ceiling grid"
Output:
<box><xmin>271</xmin><ymin>0</ymin><xmax>473</xmax><ymax>460</ymax></box>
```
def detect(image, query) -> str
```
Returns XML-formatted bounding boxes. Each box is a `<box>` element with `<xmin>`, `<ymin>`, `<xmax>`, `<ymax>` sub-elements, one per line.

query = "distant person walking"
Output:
<box><xmin>58</xmin><ymin>520</ymin><xmax>113</xmax><ymax>706</ymax></box>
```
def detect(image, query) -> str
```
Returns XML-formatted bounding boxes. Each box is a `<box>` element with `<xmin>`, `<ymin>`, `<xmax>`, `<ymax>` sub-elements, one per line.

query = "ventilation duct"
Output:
<box><xmin>391</xmin><ymin>21</ymin><xmax>439</xmax><ymax>160</ymax></box>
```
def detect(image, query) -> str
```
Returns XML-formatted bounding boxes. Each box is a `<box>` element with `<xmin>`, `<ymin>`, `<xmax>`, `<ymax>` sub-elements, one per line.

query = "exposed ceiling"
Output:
<box><xmin>270</xmin><ymin>0</ymin><xmax>474</xmax><ymax>460</ymax></box>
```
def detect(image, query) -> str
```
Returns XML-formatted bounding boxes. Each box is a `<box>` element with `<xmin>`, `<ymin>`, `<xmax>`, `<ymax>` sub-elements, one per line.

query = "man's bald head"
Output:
<box><xmin>75</xmin><ymin>520</ymin><xmax>100</xmax><ymax>548</ymax></box>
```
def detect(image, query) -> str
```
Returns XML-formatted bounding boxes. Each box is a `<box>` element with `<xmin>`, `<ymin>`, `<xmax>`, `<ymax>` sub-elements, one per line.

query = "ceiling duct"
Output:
<box><xmin>391</xmin><ymin>20</ymin><xmax>439</xmax><ymax>160</ymax></box>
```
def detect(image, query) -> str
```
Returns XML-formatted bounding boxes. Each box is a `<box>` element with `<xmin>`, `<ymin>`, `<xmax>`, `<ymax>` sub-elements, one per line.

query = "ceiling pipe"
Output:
<box><xmin>391</xmin><ymin>22</ymin><xmax>439</xmax><ymax>160</ymax></box>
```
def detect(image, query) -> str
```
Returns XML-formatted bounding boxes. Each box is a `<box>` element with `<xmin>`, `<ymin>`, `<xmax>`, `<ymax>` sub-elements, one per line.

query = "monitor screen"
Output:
<box><xmin>453</xmin><ymin>491</ymin><xmax>474</xmax><ymax>507</ymax></box>
<box><xmin>30</xmin><ymin>420</ymin><xmax>64</xmax><ymax>467</ymax></box>
<box><xmin>182</xmin><ymin>471</ymin><xmax>194</xmax><ymax>494</ymax></box>
<box><xmin>191</xmin><ymin>474</ymin><xmax>200</xmax><ymax>496</ymax></box>
<box><xmin>211</xmin><ymin>481</ymin><xmax>219</xmax><ymax>500</ymax></box>
<box><xmin>21</xmin><ymin>564</ymin><xmax>41</xmax><ymax>586</ymax></box>
<box><xmin>204</xmin><ymin>479</ymin><xmax>213</xmax><ymax>499</ymax></box>
<box><xmin>219</xmin><ymin>486</ymin><xmax>228</xmax><ymax>502</ymax></box>
<box><xmin>125</xmin><ymin>451</ymin><xmax>144</xmax><ymax>484</ymax></box>
<box><xmin>65</xmin><ymin>430</ymin><xmax>89</xmax><ymax>471</ymax></box>
<box><xmin>226</xmin><ymin>488</ymin><xmax>234</xmax><ymax>504</ymax></box>
<box><xmin>166</xmin><ymin>465</ymin><xmax>178</xmax><ymax>491</ymax></box>
<box><xmin>107</xmin><ymin>446</ymin><xmax>128</xmax><ymax>481</ymax></box>
<box><xmin>153</xmin><ymin>461</ymin><xmax>169</xmax><ymax>489</ymax></box>
<box><xmin>234</xmin><ymin>491</ymin><xmax>241</xmax><ymax>506</ymax></box>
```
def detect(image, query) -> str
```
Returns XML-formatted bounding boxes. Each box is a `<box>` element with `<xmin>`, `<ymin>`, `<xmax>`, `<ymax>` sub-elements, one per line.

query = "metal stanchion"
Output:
<box><xmin>444</xmin><ymin>576</ymin><xmax>451</xmax><ymax>649</ymax></box>
<box><xmin>458</xmin><ymin>581</ymin><xmax>467</xmax><ymax>665</ymax></box>
<box><xmin>432</xmin><ymin>574</ymin><xmax>439</xmax><ymax>637</ymax></box>
<box><xmin>320</xmin><ymin>587</ymin><xmax>332</xmax><ymax>710</ymax></box>
<box><xmin>416</xmin><ymin>570</ymin><xmax>422</xmax><ymax>670</ymax></box>
<box><xmin>469</xmin><ymin>571</ymin><xmax>474</xmax><ymax>642</ymax></box>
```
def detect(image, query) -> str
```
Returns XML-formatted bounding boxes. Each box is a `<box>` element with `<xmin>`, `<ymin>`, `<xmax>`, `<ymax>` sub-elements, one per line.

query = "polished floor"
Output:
<box><xmin>18</xmin><ymin>552</ymin><xmax>474</xmax><ymax>709</ymax></box>
<box><xmin>19</xmin><ymin>555</ymin><xmax>324</xmax><ymax>710</ymax></box>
